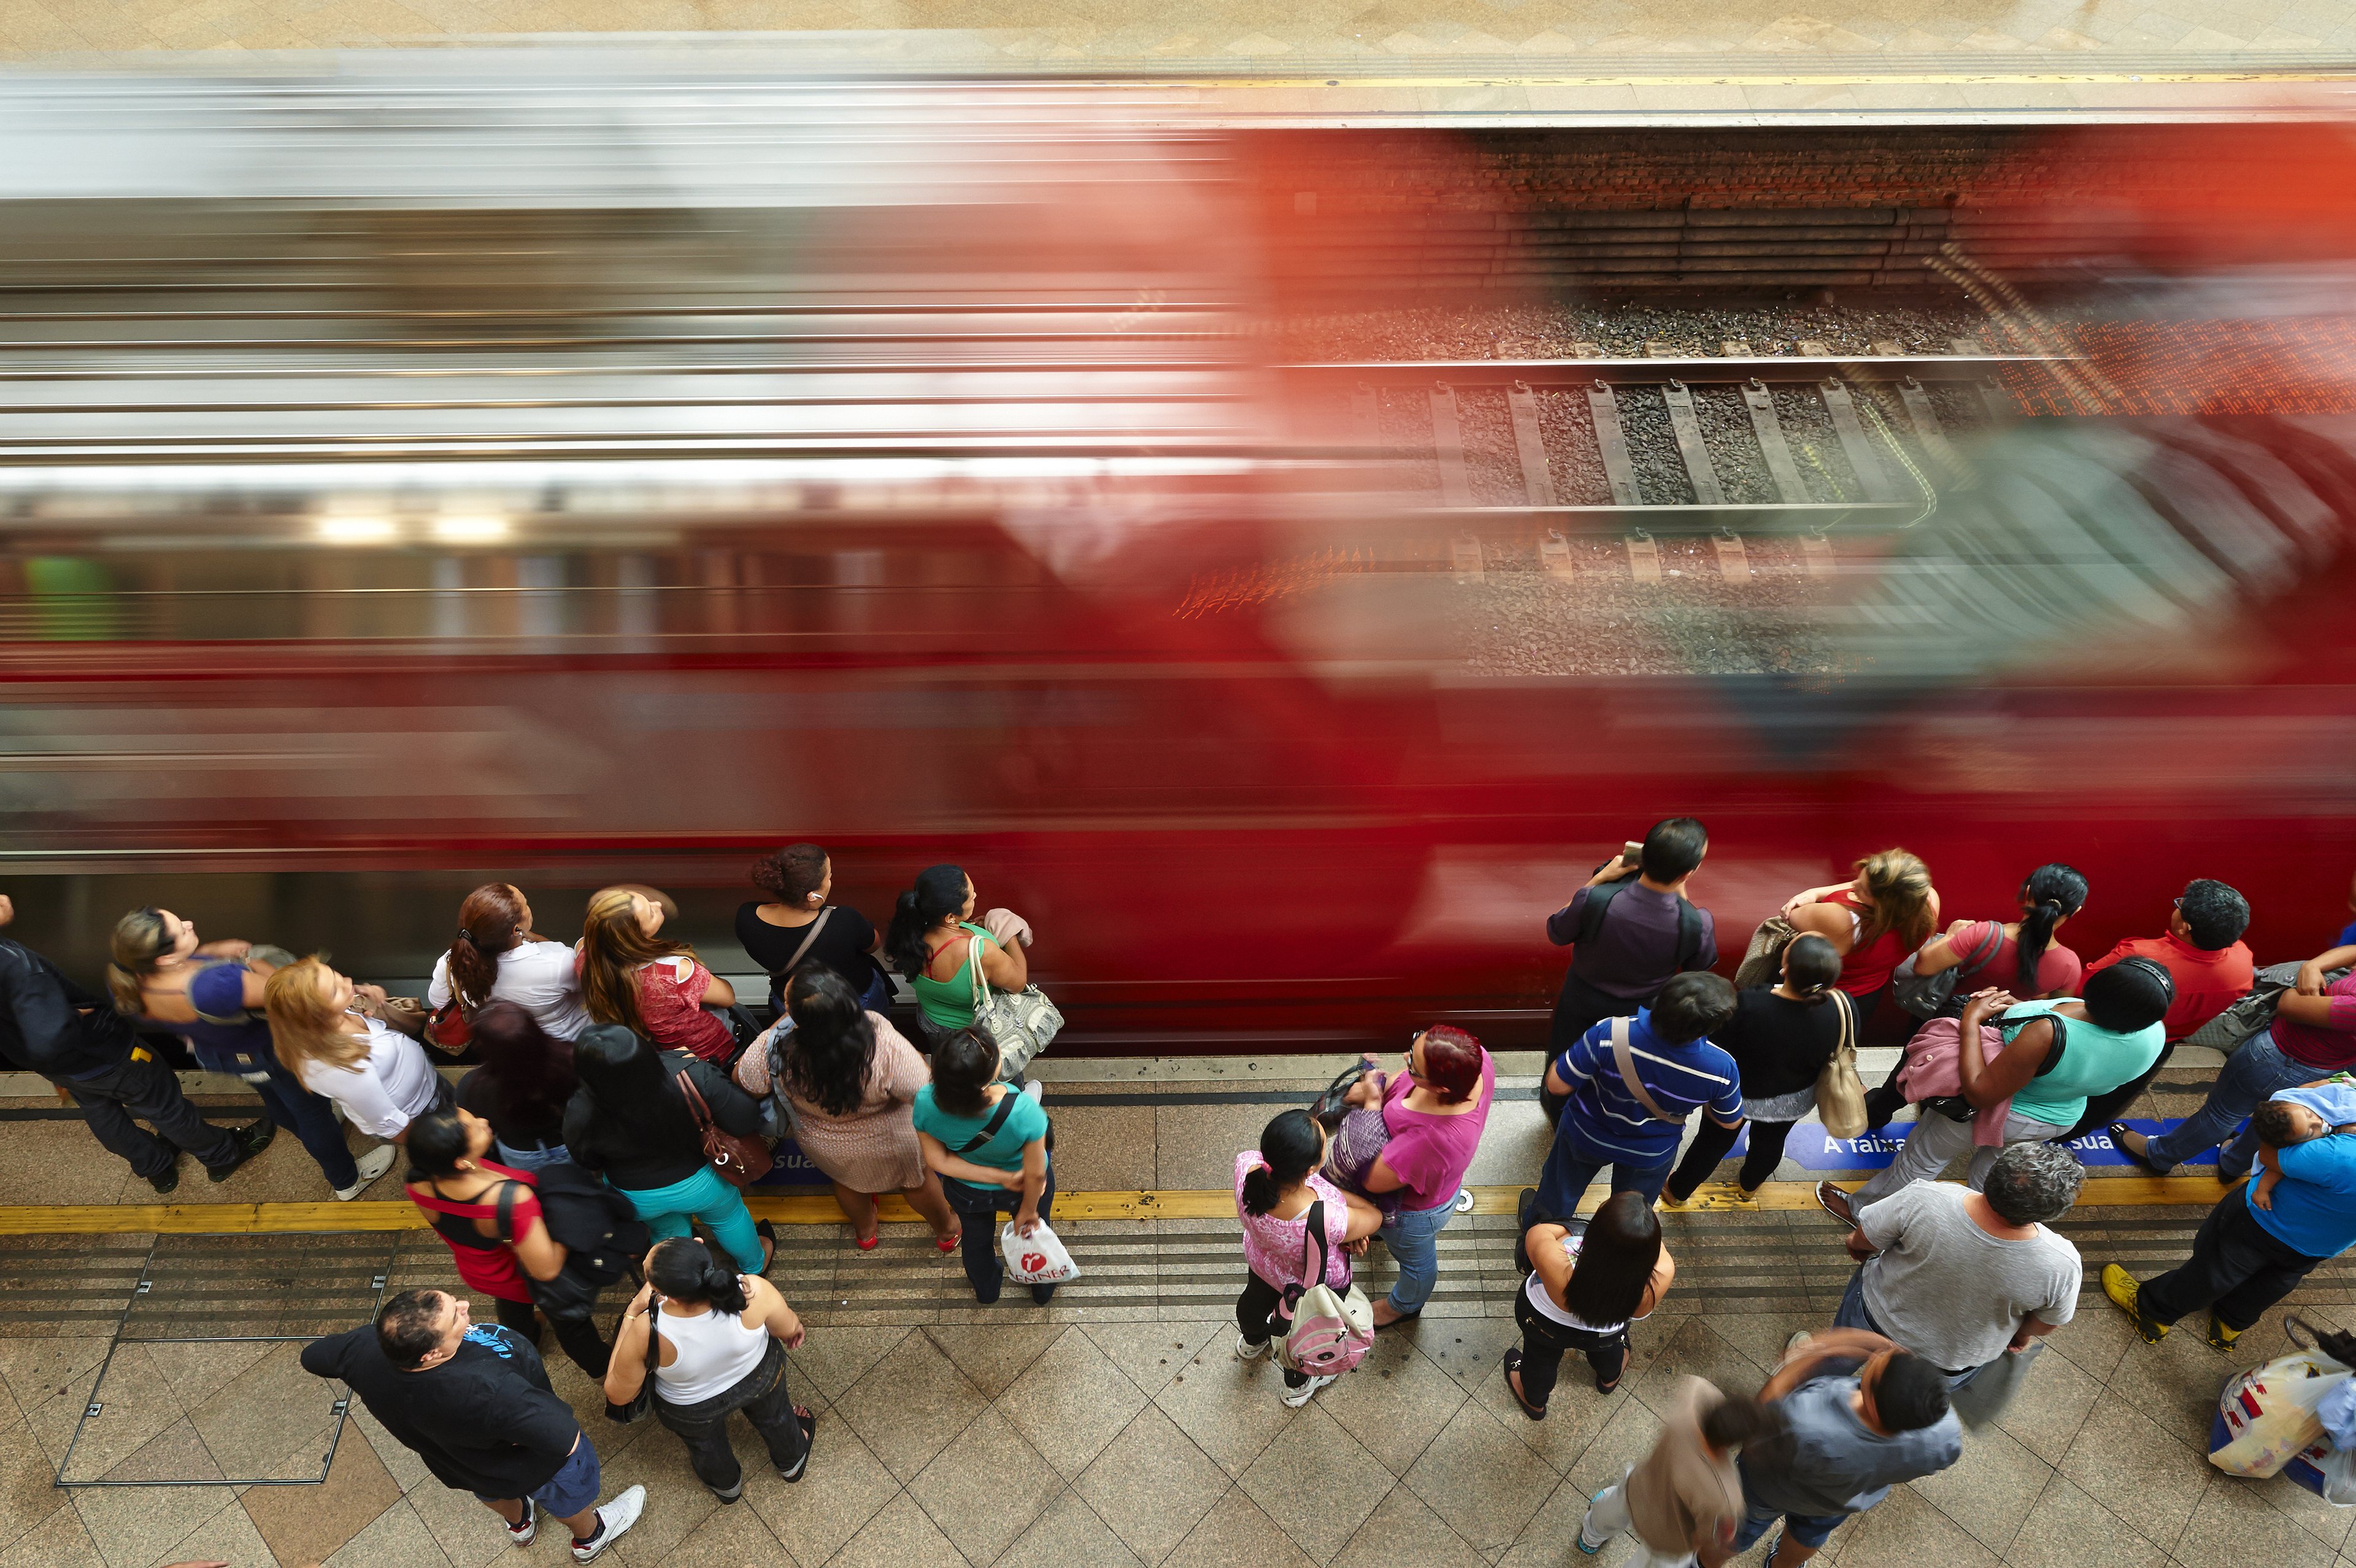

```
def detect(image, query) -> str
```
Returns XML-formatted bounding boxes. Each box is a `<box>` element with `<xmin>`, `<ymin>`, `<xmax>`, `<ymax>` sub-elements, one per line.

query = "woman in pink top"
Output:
<box><xmin>1234</xmin><ymin>1109</ymin><xmax>1382</xmax><ymax>1407</ymax></box>
<box><xmin>1341</xmin><ymin>1025</ymin><xmax>1495</xmax><ymax>1326</ymax></box>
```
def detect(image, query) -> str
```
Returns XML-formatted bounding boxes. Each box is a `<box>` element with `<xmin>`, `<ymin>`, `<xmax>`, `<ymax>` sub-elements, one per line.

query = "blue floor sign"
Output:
<box><xmin>1779</xmin><ymin>1118</ymin><xmax>2219</xmax><ymax>1172</ymax></box>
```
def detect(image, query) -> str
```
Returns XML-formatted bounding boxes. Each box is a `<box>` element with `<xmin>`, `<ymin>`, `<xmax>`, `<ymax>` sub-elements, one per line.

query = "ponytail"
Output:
<box><xmin>446</xmin><ymin>883</ymin><xmax>526</xmax><ymax>1013</ymax></box>
<box><xmin>1244</xmin><ymin>1108</ymin><xmax>1324</xmax><ymax>1217</ymax></box>
<box><xmin>2014</xmin><ymin>864</ymin><xmax>2088</xmax><ymax>994</ymax></box>
<box><xmin>106</xmin><ymin>907</ymin><xmax>174</xmax><ymax>1017</ymax></box>
<box><xmin>645</xmin><ymin>1237</ymin><xmax>753</xmax><ymax>1317</ymax></box>
<box><xmin>886</xmin><ymin>865</ymin><xmax>968</xmax><ymax>980</ymax></box>
<box><xmin>1780</xmin><ymin>933</ymin><xmax>1841</xmax><ymax>1004</ymax></box>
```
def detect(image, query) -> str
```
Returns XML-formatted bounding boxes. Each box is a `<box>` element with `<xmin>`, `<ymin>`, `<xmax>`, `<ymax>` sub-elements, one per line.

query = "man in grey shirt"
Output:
<box><xmin>1833</xmin><ymin>1141</ymin><xmax>2083</xmax><ymax>1383</ymax></box>
<box><xmin>1733</xmin><ymin>1328</ymin><xmax>1963</xmax><ymax>1566</ymax></box>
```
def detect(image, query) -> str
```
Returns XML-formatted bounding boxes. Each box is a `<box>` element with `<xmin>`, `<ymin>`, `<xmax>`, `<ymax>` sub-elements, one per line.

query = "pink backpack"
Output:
<box><xmin>1276</xmin><ymin>1199</ymin><xmax>1375</xmax><ymax>1376</ymax></box>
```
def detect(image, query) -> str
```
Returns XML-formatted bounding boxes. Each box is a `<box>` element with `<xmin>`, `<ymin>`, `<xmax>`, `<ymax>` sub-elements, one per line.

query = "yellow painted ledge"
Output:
<box><xmin>0</xmin><ymin>1175</ymin><xmax>2238</xmax><ymax>1236</ymax></box>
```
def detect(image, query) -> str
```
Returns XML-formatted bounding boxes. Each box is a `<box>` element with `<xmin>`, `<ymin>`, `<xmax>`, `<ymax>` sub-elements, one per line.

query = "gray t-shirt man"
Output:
<box><xmin>1739</xmin><ymin>1369</ymin><xmax>1963</xmax><ymax>1518</ymax></box>
<box><xmin>1857</xmin><ymin>1180</ymin><xmax>2081</xmax><ymax>1371</ymax></box>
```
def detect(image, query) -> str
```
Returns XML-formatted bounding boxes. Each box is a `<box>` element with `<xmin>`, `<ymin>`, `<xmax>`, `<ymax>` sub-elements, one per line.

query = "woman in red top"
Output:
<box><xmin>404</xmin><ymin>1106</ymin><xmax>612</xmax><ymax>1375</ymax></box>
<box><xmin>577</xmin><ymin>886</ymin><xmax>739</xmax><ymax>1064</ymax></box>
<box><xmin>1781</xmin><ymin>849</ymin><xmax>1941</xmax><ymax>1013</ymax></box>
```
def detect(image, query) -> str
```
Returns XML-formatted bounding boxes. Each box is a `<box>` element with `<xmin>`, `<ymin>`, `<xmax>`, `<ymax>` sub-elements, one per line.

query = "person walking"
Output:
<box><xmin>886</xmin><ymin>865</ymin><xmax>1031</xmax><ymax>1050</ymax></box>
<box><xmin>735</xmin><ymin>967</ymin><xmax>960</xmax><ymax>1251</ymax></box>
<box><xmin>1823</xmin><ymin>960</ymin><xmax>2171</xmax><ymax>1218</ymax></box>
<box><xmin>1830</xmin><ymin>1143</ymin><xmax>2082</xmax><ymax>1388</ymax></box>
<box><xmin>455</xmin><ymin>1001</ymin><xmax>578</xmax><ymax>1172</ymax></box>
<box><xmin>1504</xmin><ymin>1191</ymin><xmax>1674</xmax><ymax>1415</ymax></box>
<box><xmin>402</xmin><ymin>1107</ymin><xmax>612</xmax><ymax>1375</ymax></box>
<box><xmin>1338</xmin><ymin>1024</ymin><xmax>1494</xmax><ymax>1328</ymax></box>
<box><xmin>601</xmin><ymin>1239</ymin><xmax>816</xmax><ymax>1502</ymax></box>
<box><xmin>301</xmin><ymin>1287</ymin><xmax>645</xmax><ymax>1564</ymax></box>
<box><xmin>1537</xmin><ymin>973</ymin><xmax>1741</xmax><ymax>1220</ymax></box>
<box><xmin>1730</xmin><ymin>1328</ymin><xmax>1963</xmax><ymax>1565</ymax></box>
<box><xmin>1233</xmin><ymin>1108</ymin><xmax>1383</xmax><ymax>1407</ymax></box>
<box><xmin>738</xmin><ymin>843</ymin><xmax>892</xmax><ymax>1017</ymax></box>
<box><xmin>429</xmin><ymin>883</ymin><xmax>591</xmax><ymax>1042</ymax></box>
<box><xmin>577</xmin><ymin>887</ymin><xmax>740</xmax><ymax>1064</ymax></box>
<box><xmin>1541</xmin><ymin>818</ymin><xmax>1718</xmax><ymax>1123</ymax></box>
<box><xmin>107</xmin><ymin>907</ymin><xmax>385</xmax><ymax>1198</ymax></box>
<box><xmin>1663</xmin><ymin>937</ymin><xmax>1847</xmax><ymax>1206</ymax></box>
<box><xmin>264</xmin><ymin>957</ymin><xmax>450</xmax><ymax>1142</ymax></box>
<box><xmin>2103</xmin><ymin>1083</ymin><xmax>2356</xmax><ymax>1350</ymax></box>
<box><xmin>912</xmin><ymin>1028</ymin><xmax>1056</xmax><ymax>1305</ymax></box>
<box><xmin>2061</xmin><ymin>877</ymin><xmax>2254</xmax><ymax>1142</ymax></box>
<box><xmin>1578</xmin><ymin>1378</ymin><xmax>1780</xmax><ymax>1565</ymax></box>
<box><xmin>0</xmin><ymin>893</ymin><xmax>273</xmax><ymax>1193</ymax></box>
<box><xmin>2115</xmin><ymin>932</ymin><xmax>2356</xmax><ymax>1181</ymax></box>
<box><xmin>561</xmin><ymin>1024</ymin><xmax>775</xmax><ymax>1275</ymax></box>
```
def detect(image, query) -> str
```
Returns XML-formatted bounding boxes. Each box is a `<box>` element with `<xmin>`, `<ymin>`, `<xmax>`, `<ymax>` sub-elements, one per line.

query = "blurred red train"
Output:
<box><xmin>2</xmin><ymin>78</ymin><xmax>2355</xmax><ymax>1050</ymax></box>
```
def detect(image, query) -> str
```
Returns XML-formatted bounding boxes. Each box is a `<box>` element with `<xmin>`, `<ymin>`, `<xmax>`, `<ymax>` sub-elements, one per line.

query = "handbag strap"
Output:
<box><xmin>1609</xmin><ymin>1017</ymin><xmax>1679</xmax><ymax>1124</ymax></box>
<box><xmin>642</xmin><ymin>1292</ymin><xmax>663</xmax><ymax>1379</ymax></box>
<box><xmin>775</xmin><ymin>908</ymin><xmax>834</xmax><ymax>977</ymax></box>
<box><xmin>968</xmin><ymin>934</ymin><xmax>990</xmax><ymax>1012</ymax></box>
<box><xmin>1957</xmin><ymin>921</ymin><xmax>2007</xmax><ymax>978</ymax></box>
<box><xmin>1280</xmin><ymin>1198</ymin><xmax>1333</xmax><ymax>1321</ymax></box>
<box><xmin>1831</xmin><ymin>988</ymin><xmax>1855</xmax><ymax>1055</ymax></box>
<box><xmin>955</xmin><ymin>1089</ymin><xmax>1020</xmax><ymax>1155</ymax></box>
<box><xmin>674</xmin><ymin>1064</ymin><xmax>715</xmax><ymax>1134</ymax></box>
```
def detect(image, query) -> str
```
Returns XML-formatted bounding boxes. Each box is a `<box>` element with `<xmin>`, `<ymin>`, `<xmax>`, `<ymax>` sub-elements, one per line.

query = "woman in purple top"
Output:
<box><xmin>1234</xmin><ymin>1110</ymin><xmax>1383</xmax><ymax>1406</ymax></box>
<box><xmin>1341</xmin><ymin>1026</ymin><xmax>1495</xmax><ymax>1326</ymax></box>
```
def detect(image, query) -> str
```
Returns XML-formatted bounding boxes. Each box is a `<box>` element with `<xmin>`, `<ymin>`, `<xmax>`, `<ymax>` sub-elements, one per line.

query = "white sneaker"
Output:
<box><xmin>1234</xmin><ymin>1334</ymin><xmax>1269</xmax><ymax>1361</ymax></box>
<box><xmin>1280</xmin><ymin>1374</ymin><xmax>1336</xmax><ymax>1407</ymax></box>
<box><xmin>571</xmin><ymin>1484</ymin><xmax>644</xmax><ymax>1563</ymax></box>
<box><xmin>1020</xmin><ymin>1079</ymin><xmax>1044</xmax><ymax>1105</ymax></box>
<box><xmin>334</xmin><ymin>1144</ymin><xmax>398</xmax><ymax>1201</ymax></box>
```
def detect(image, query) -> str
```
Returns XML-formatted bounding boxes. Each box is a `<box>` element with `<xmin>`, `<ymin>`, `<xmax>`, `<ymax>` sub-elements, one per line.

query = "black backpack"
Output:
<box><xmin>1575</xmin><ymin>877</ymin><xmax>1706</xmax><ymax>972</ymax></box>
<box><xmin>498</xmin><ymin>1164</ymin><xmax>652</xmax><ymax>1322</ymax></box>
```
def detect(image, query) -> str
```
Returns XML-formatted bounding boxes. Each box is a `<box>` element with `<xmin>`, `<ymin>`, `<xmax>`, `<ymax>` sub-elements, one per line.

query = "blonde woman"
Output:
<box><xmin>1780</xmin><ymin>850</ymin><xmax>1941</xmax><ymax>1028</ymax></box>
<box><xmin>577</xmin><ymin>888</ymin><xmax>737</xmax><ymax>1064</ymax></box>
<box><xmin>264</xmin><ymin>958</ymin><xmax>448</xmax><ymax>1142</ymax></box>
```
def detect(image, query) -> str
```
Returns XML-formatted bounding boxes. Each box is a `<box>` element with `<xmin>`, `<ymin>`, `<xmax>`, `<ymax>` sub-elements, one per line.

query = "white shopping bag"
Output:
<box><xmin>999</xmin><ymin>1218</ymin><xmax>1081</xmax><ymax>1285</ymax></box>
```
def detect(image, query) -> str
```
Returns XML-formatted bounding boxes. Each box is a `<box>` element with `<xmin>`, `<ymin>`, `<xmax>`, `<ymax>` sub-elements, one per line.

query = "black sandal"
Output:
<box><xmin>1814</xmin><ymin>1180</ymin><xmax>1858</xmax><ymax>1228</ymax></box>
<box><xmin>1501</xmin><ymin>1348</ymin><xmax>1546</xmax><ymax>1421</ymax></box>
<box><xmin>2108</xmin><ymin>1123</ymin><xmax>2173</xmax><ymax>1177</ymax></box>
<box><xmin>776</xmin><ymin>1406</ymin><xmax>818</xmax><ymax>1483</ymax></box>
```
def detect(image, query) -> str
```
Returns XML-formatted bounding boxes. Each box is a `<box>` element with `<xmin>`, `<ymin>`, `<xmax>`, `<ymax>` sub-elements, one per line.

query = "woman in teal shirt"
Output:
<box><xmin>1833</xmin><ymin>959</ymin><xmax>2173</xmax><ymax>1216</ymax></box>
<box><xmin>912</xmin><ymin>1028</ymin><xmax>1055</xmax><ymax>1305</ymax></box>
<box><xmin>887</xmin><ymin>865</ymin><xmax>1028</xmax><ymax>1047</ymax></box>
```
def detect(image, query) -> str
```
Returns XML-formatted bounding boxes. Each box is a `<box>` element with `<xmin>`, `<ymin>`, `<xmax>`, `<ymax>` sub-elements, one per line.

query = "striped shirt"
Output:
<box><xmin>1555</xmin><ymin>1011</ymin><xmax>1742</xmax><ymax>1164</ymax></box>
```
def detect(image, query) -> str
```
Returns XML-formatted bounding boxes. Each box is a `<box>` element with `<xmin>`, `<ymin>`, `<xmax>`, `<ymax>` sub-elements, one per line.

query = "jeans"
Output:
<box><xmin>1534</xmin><ymin>1116</ymin><xmax>1673</xmax><ymax>1224</ymax></box>
<box><xmin>1511</xmin><ymin>1283</ymin><xmax>1628</xmax><ymax>1405</ymax></box>
<box><xmin>493</xmin><ymin>1139</ymin><xmax>572</xmax><ymax>1173</ymax></box>
<box><xmin>61</xmin><ymin>1053</ymin><xmax>241</xmax><ymax>1178</ymax></box>
<box><xmin>1236</xmin><ymin>1270</ymin><xmax>1309</xmax><ymax>1389</ymax></box>
<box><xmin>1730</xmin><ymin>1497</ymin><xmax>1847</xmax><ymax>1553</ymax></box>
<box><xmin>2146</xmin><ymin>1031</ymin><xmax>2314</xmax><ymax>1178</ymax></box>
<box><xmin>229</xmin><ymin>1063</ymin><xmax>358</xmax><ymax>1189</ymax></box>
<box><xmin>493</xmin><ymin>1294</ymin><xmax>614</xmax><ymax>1379</ymax></box>
<box><xmin>655</xmin><ymin>1336</ymin><xmax>809</xmax><ymax>1492</ymax></box>
<box><xmin>1377</xmin><ymin>1188</ymin><xmax>1461</xmax><ymax>1315</ymax></box>
<box><xmin>618</xmin><ymin>1166</ymin><xmax>765</xmax><ymax>1274</ymax></box>
<box><xmin>1582</xmin><ymin>1464</ymin><xmax>1701</xmax><ymax>1566</ymax></box>
<box><xmin>942</xmin><ymin>1164</ymin><xmax>1057</xmax><ymax>1304</ymax></box>
<box><xmin>1850</xmin><ymin>1106</ymin><xmax>2073</xmax><ymax>1208</ymax></box>
<box><xmin>1666</xmin><ymin>1116</ymin><xmax>1798</xmax><ymax>1202</ymax></box>
<box><xmin>2138</xmin><ymin>1188</ymin><xmax>2328</xmax><ymax>1331</ymax></box>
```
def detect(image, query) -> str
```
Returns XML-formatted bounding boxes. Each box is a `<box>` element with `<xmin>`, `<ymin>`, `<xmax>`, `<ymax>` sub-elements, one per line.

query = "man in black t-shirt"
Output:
<box><xmin>302</xmin><ymin>1288</ymin><xmax>645</xmax><ymax>1564</ymax></box>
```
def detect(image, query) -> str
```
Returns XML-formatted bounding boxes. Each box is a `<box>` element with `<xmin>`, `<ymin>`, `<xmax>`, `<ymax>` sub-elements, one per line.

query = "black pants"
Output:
<box><xmin>61</xmin><ymin>1054</ymin><xmax>242</xmax><ymax>1179</ymax></box>
<box><xmin>1665</xmin><ymin>1116</ymin><xmax>1798</xmax><ymax>1202</ymax></box>
<box><xmin>2062</xmin><ymin>1040</ymin><xmax>2176</xmax><ymax>1143</ymax></box>
<box><xmin>2138</xmin><ymin>1189</ymin><xmax>2328</xmax><ymax>1331</ymax></box>
<box><xmin>655</xmin><ymin>1337</ymin><xmax>808</xmax><ymax>1493</ymax></box>
<box><xmin>1236</xmin><ymin>1270</ymin><xmax>1309</xmax><ymax>1389</ymax></box>
<box><xmin>1511</xmin><ymin>1284</ymin><xmax>1628</xmax><ymax>1407</ymax></box>
<box><xmin>492</xmin><ymin>1295</ymin><xmax>615</xmax><ymax>1379</ymax></box>
<box><xmin>1542</xmin><ymin>972</ymin><xmax>1647</xmax><ymax>1126</ymax></box>
<box><xmin>942</xmin><ymin>1166</ymin><xmax>1057</xmax><ymax>1305</ymax></box>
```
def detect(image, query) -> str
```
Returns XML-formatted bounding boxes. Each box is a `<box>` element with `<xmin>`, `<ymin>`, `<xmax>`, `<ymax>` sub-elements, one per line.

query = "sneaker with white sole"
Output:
<box><xmin>334</xmin><ymin>1144</ymin><xmax>399</xmax><ymax>1202</ymax></box>
<box><xmin>1280</xmin><ymin>1373</ymin><xmax>1336</xmax><ymax>1407</ymax></box>
<box><xmin>570</xmin><ymin>1485</ymin><xmax>644</xmax><ymax>1564</ymax></box>
<box><xmin>1020</xmin><ymin>1079</ymin><xmax>1044</xmax><ymax>1105</ymax></box>
<box><xmin>1234</xmin><ymin>1333</ymin><xmax>1269</xmax><ymax>1361</ymax></box>
<box><xmin>504</xmin><ymin>1499</ymin><xmax>536</xmax><ymax>1548</ymax></box>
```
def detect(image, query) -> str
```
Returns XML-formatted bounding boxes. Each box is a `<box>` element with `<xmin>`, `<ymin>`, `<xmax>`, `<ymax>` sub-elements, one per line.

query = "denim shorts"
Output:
<box><xmin>477</xmin><ymin>1435</ymin><xmax>599</xmax><ymax>1517</ymax></box>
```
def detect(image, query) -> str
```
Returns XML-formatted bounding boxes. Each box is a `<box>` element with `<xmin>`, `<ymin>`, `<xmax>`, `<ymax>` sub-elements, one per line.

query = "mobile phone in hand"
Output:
<box><xmin>1621</xmin><ymin>840</ymin><xmax>1645</xmax><ymax>869</ymax></box>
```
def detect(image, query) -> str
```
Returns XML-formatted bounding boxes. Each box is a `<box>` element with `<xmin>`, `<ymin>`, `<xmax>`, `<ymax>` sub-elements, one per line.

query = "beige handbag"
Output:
<box><xmin>1814</xmin><ymin>990</ymin><xmax>1868</xmax><ymax>1139</ymax></box>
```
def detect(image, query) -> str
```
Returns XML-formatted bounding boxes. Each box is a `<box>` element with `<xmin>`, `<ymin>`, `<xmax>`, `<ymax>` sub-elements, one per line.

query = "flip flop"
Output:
<box><xmin>1500</xmin><ymin>1348</ymin><xmax>1546</xmax><ymax>1421</ymax></box>
<box><xmin>2107</xmin><ymin>1123</ymin><xmax>2173</xmax><ymax>1178</ymax></box>
<box><xmin>1814</xmin><ymin>1180</ymin><xmax>1858</xmax><ymax>1228</ymax></box>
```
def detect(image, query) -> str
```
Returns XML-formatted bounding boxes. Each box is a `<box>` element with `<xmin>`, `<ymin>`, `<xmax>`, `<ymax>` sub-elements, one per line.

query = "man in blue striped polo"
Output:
<box><xmin>1536</xmin><ymin>972</ymin><xmax>1743</xmax><ymax>1218</ymax></box>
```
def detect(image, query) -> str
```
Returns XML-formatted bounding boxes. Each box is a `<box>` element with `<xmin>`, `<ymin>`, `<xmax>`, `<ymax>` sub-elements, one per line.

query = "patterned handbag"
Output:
<box><xmin>967</xmin><ymin>934</ymin><xmax>1063</xmax><ymax>1076</ymax></box>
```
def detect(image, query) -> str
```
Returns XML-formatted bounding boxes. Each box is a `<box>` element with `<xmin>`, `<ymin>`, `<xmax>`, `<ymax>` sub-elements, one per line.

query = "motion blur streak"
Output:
<box><xmin>1</xmin><ymin>63</ymin><xmax>2354</xmax><ymax>1050</ymax></box>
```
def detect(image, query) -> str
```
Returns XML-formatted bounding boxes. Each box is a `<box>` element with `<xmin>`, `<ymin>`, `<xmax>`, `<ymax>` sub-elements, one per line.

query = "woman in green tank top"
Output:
<box><xmin>887</xmin><ymin>864</ymin><xmax>1030</xmax><ymax>1045</ymax></box>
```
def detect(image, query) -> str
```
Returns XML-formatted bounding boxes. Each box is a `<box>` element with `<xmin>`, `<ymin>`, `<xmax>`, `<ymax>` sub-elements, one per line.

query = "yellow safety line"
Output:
<box><xmin>0</xmin><ymin>1175</ymin><xmax>2235</xmax><ymax>1236</ymax></box>
<box><xmin>1193</xmin><ymin>71</ymin><xmax>2354</xmax><ymax>87</ymax></box>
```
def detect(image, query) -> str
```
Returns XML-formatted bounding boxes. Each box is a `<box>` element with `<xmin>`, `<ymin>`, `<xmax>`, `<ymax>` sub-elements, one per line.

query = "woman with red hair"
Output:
<box><xmin>1339</xmin><ymin>1024</ymin><xmax>1495</xmax><ymax>1327</ymax></box>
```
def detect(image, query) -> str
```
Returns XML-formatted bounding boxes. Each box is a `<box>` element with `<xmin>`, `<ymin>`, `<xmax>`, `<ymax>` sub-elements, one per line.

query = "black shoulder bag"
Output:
<box><xmin>604</xmin><ymin>1294</ymin><xmax>663</xmax><ymax>1424</ymax></box>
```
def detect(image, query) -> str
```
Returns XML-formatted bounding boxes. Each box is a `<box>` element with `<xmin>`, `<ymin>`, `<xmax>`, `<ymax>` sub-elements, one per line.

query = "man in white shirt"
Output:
<box><xmin>1829</xmin><ymin>1140</ymin><xmax>2082</xmax><ymax>1386</ymax></box>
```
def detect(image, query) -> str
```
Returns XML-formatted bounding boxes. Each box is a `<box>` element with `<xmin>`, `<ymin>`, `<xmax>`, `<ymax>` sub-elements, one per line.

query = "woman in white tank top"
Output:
<box><xmin>602</xmin><ymin>1240</ymin><xmax>814</xmax><ymax>1502</ymax></box>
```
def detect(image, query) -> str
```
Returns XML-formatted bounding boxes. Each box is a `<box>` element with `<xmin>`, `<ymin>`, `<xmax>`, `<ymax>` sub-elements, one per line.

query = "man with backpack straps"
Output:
<box><xmin>1543</xmin><ymin>819</ymin><xmax>1717</xmax><ymax>1126</ymax></box>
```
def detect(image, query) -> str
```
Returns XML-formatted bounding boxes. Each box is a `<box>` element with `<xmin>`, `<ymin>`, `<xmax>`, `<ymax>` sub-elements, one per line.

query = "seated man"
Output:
<box><xmin>1535</xmin><ymin>970</ymin><xmax>1742</xmax><ymax>1219</ymax></box>
<box><xmin>2064</xmin><ymin>878</ymin><xmax>2253</xmax><ymax>1140</ymax></box>
<box><xmin>1833</xmin><ymin>1142</ymin><xmax>2082</xmax><ymax>1386</ymax></box>
<box><xmin>1541</xmin><ymin>818</ymin><xmax>1717</xmax><ymax>1124</ymax></box>
<box><xmin>2106</xmin><ymin>1075</ymin><xmax>2356</xmax><ymax>1351</ymax></box>
<box><xmin>2119</xmin><ymin>936</ymin><xmax>2356</xmax><ymax>1181</ymax></box>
